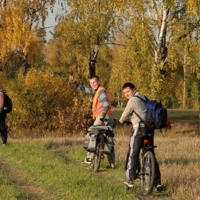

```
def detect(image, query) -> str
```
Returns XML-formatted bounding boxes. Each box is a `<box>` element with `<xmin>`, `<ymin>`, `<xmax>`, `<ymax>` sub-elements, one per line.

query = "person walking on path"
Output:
<box><xmin>0</xmin><ymin>88</ymin><xmax>9</xmax><ymax>146</ymax></box>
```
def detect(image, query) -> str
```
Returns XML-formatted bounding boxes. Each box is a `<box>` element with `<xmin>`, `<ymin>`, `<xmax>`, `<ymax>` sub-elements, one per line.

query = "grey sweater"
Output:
<box><xmin>119</xmin><ymin>90</ymin><xmax>147</xmax><ymax>128</ymax></box>
<box><xmin>75</xmin><ymin>83</ymin><xmax>111</xmax><ymax>118</ymax></box>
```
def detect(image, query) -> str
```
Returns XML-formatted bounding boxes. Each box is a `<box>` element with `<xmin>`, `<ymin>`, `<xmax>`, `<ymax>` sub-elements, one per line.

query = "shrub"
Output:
<box><xmin>7</xmin><ymin>68</ymin><xmax>92</xmax><ymax>137</ymax></box>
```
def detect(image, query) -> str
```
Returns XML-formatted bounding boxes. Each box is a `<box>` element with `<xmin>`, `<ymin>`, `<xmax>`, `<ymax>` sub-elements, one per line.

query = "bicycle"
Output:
<box><xmin>84</xmin><ymin>121</ymin><xmax>114</xmax><ymax>172</ymax></box>
<box><xmin>124</xmin><ymin>121</ymin><xmax>157</xmax><ymax>196</ymax></box>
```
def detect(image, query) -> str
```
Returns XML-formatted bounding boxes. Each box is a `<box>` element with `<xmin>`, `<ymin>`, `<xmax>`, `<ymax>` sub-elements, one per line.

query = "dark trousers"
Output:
<box><xmin>0</xmin><ymin>113</ymin><xmax>7</xmax><ymax>144</ymax></box>
<box><xmin>126</xmin><ymin>126</ymin><xmax>161</xmax><ymax>184</ymax></box>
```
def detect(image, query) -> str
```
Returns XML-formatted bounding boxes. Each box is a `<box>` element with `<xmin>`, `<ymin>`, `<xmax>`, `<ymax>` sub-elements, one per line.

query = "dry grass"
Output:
<box><xmin>113</xmin><ymin>123</ymin><xmax>200</xmax><ymax>200</ymax></box>
<box><xmin>156</xmin><ymin>136</ymin><xmax>200</xmax><ymax>199</ymax></box>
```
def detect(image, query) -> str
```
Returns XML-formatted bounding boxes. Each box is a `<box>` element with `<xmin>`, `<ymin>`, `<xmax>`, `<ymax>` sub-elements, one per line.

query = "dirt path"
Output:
<box><xmin>0</xmin><ymin>158</ymin><xmax>54</xmax><ymax>200</ymax></box>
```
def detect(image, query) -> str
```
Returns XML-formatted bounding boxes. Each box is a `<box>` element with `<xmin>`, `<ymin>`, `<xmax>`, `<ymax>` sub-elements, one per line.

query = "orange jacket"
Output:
<box><xmin>92</xmin><ymin>85</ymin><xmax>112</xmax><ymax>119</ymax></box>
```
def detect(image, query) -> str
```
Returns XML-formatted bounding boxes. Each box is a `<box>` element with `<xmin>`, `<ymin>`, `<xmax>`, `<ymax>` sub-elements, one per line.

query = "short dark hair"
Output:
<box><xmin>121</xmin><ymin>82</ymin><xmax>135</xmax><ymax>90</ymax></box>
<box><xmin>89</xmin><ymin>75</ymin><xmax>99</xmax><ymax>81</ymax></box>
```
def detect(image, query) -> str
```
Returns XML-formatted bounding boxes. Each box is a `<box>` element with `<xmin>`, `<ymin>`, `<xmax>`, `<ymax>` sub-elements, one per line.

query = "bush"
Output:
<box><xmin>6</xmin><ymin>68</ymin><xmax>92</xmax><ymax>137</ymax></box>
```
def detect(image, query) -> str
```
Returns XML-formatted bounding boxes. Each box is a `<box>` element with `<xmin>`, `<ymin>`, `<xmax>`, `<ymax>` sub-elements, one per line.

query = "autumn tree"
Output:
<box><xmin>53</xmin><ymin>0</ymin><xmax>123</xmax><ymax>77</ymax></box>
<box><xmin>0</xmin><ymin>0</ymin><xmax>56</xmax><ymax>72</ymax></box>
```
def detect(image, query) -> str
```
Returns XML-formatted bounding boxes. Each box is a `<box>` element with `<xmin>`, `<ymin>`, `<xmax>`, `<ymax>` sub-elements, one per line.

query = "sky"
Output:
<box><xmin>44</xmin><ymin>1</ymin><xmax>67</xmax><ymax>41</ymax></box>
<box><xmin>44</xmin><ymin>11</ymin><xmax>57</xmax><ymax>41</ymax></box>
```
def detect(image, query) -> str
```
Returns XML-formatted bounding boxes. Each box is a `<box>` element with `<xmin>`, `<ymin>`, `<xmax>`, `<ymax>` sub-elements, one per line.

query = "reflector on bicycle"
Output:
<box><xmin>144</xmin><ymin>140</ymin><xmax>149</xmax><ymax>143</ymax></box>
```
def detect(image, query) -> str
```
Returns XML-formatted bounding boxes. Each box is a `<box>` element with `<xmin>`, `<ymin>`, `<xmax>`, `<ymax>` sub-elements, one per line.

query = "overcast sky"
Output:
<box><xmin>44</xmin><ymin>1</ymin><xmax>67</xmax><ymax>41</ymax></box>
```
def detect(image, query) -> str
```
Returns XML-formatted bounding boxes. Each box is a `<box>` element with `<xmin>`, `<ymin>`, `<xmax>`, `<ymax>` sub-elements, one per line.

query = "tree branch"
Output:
<box><xmin>117</xmin><ymin>24</ymin><xmax>132</xmax><ymax>40</ymax></box>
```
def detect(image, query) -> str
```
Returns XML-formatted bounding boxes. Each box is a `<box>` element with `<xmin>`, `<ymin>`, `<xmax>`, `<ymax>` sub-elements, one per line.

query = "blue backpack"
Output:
<box><xmin>133</xmin><ymin>96</ymin><xmax>167</xmax><ymax>130</ymax></box>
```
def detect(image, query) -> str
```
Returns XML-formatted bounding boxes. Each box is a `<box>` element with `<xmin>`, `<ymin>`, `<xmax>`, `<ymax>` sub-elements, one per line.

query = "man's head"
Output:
<box><xmin>89</xmin><ymin>75</ymin><xmax>100</xmax><ymax>90</ymax></box>
<box><xmin>121</xmin><ymin>82</ymin><xmax>136</xmax><ymax>99</ymax></box>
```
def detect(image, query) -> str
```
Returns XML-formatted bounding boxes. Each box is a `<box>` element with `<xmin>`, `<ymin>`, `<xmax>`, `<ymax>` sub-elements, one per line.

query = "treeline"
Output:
<box><xmin>0</xmin><ymin>0</ymin><xmax>199</xmax><ymax>134</ymax></box>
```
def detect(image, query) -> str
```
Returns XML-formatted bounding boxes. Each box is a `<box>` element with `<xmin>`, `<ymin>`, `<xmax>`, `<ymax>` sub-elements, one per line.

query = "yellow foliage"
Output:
<box><xmin>5</xmin><ymin>67</ymin><xmax>92</xmax><ymax>134</ymax></box>
<box><xmin>0</xmin><ymin>0</ymin><xmax>56</xmax><ymax>69</ymax></box>
<box><xmin>186</xmin><ymin>0</ymin><xmax>200</xmax><ymax>15</ymax></box>
<box><xmin>44</xmin><ymin>40</ymin><xmax>58</xmax><ymax>66</ymax></box>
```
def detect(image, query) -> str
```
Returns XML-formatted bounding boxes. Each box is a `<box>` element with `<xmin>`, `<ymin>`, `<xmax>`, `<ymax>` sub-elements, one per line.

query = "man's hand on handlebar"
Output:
<box><xmin>100</xmin><ymin>117</ymin><xmax>106</xmax><ymax>122</ymax></box>
<box><xmin>100</xmin><ymin>117</ymin><xmax>107</xmax><ymax>125</ymax></box>
<box><xmin>122</xmin><ymin>121</ymin><xmax>132</xmax><ymax>125</ymax></box>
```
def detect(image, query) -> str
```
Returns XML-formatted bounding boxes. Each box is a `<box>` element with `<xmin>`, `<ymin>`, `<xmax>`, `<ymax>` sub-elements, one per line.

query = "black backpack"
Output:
<box><xmin>3</xmin><ymin>93</ymin><xmax>13</xmax><ymax>113</ymax></box>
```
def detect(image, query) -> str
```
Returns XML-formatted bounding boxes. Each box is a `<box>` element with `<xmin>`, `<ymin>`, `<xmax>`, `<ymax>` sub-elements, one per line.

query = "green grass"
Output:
<box><xmin>0</xmin><ymin>141</ymin><xmax>139</xmax><ymax>200</ymax></box>
<box><xmin>0</xmin><ymin>109</ymin><xmax>199</xmax><ymax>199</ymax></box>
<box><xmin>0</xmin><ymin>131</ymin><xmax>197</xmax><ymax>200</ymax></box>
<box><xmin>113</xmin><ymin>108</ymin><xmax>199</xmax><ymax>123</ymax></box>
<box><xmin>0</xmin><ymin>167</ymin><xmax>27</xmax><ymax>199</ymax></box>
<box><xmin>167</xmin><ymin>109</ymin><xmax>199</xmax><ymax>123</ymax></box>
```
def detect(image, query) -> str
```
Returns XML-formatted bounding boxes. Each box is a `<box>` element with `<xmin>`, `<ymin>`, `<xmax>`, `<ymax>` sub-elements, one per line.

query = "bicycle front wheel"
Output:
<box><xmin>140</xmin><ymin>151</ymin><xmax>155</xmax><ymax>196</ymax></box>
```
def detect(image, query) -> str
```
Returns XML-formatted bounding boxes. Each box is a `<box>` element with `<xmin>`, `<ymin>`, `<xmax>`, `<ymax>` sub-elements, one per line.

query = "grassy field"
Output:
<box><xmin>113</xmin><ymin>108</ymin><xmax>199</xmax><ymax>124</ymax></box>
<box><xmin>0</xmin><ymin>109</ymin><xmax>199</xmax><ymax>200</ymax></box>
<box><xmin>0</xmin><ymin>139</ymin><xmax>139</xmax><ymax>200</ymax></box>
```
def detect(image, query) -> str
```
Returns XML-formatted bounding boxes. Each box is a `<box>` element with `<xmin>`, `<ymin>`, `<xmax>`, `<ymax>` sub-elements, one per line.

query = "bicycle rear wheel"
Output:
<box><xmin>140</xmin><ymin>151</ymin><xmax>155</xmax><ymax>196</ymax></box>
<box><xmin>93</xmin><ymin>144</ymin><xmax>103</xmax><ymax>172</ymax></box>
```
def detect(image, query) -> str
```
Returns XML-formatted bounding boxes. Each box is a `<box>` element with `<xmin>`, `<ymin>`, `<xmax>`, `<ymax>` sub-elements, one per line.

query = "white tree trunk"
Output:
<box><xmin>155</xmin><ymin>6</ymin><xmax>169</xmax><ymax>64</ymax></box>
<box><xmin>0</xmin><ymin>0</ymin><xmax>6</xmax><ymax>8</ymax></box>
<box><xmin>183</xmin><ymin>54</ymin><xmax>187</xmax><ymax>108</ymax></box>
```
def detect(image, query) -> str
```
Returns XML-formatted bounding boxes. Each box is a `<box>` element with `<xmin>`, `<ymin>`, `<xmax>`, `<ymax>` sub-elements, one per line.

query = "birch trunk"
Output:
<box><xmin>151</xmin><ymin>5</ymin><xmax>169</xmax><ymax>98</ymax></box>
<box><xmin>89</xmin><ymin>44</ymin><xmax>100</xmax><ymax>77</ymax></box>
<box><xmin>155</xmin><ymin>6</ymin><xmax>169</xmax><ymax>64</ymax></box>
<box><xmin>0</xmin><ymin>0</ymin><xmax>6</xmax><ymax>8</ymax></box>
<box><xmin>183</xmin><ymin>54</ymin><xmax>187</xmax><ymax>108</ymax></box>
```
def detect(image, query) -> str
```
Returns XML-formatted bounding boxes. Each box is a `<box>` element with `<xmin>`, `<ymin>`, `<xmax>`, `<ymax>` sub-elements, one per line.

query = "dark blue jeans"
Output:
<box><xmin>126</xmin><ymin>126</ymin><xmax>161</xmax><ymax>184</ymax></box>
<box><xmin>0</xmin><ymin>113</ymin><xmax>7</xmax><ymax>144</ymax></box>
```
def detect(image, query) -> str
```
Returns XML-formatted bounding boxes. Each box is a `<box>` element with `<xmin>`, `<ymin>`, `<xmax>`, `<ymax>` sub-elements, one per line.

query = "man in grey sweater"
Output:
<box><xmin>119</xmin><ymin>82</ymin><xmax>162</xmax><ymax>190</ymax></box>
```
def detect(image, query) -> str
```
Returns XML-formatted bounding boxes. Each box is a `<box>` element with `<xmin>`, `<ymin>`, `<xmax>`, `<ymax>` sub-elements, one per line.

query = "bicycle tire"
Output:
<box><xmin>94</xmin><ymin>145</ymin><xmax>103</xmax><ymax>172</ymax></box>
<box><xmin>140</xmin><ymin>151</ymin><xmax>155</xmax><ymax>196</ymax></box>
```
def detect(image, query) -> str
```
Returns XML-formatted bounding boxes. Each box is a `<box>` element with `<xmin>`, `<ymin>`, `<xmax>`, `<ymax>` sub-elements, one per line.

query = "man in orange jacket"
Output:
<box><xmin>69</xmin><ymin>75</ymin><xmax>115</xmax><ymax>168</ymax></box>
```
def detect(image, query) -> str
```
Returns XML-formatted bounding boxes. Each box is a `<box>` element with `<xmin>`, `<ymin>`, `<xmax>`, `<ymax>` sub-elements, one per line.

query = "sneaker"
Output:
<box><xmin>124</xmin><ymin>180</ymin><xmax>134</xmax><ymax>188</ymax></box>
<box><xmin>2</xmin><ymin>144</ymin><xmax>6</xmax><ymax>147</ymax></box>
<box><xmin>81</xmin><ymin>158</ymin><xmax>92</xmax><ymax>164</ymax></box>
<box><xmin>155</xmin><ymin>184</ymin><xmax>163</xmax><ymax>192</ymax></box>
<box><xmin>110</xmin><ymin>164</ymin><xmax>115</xmax><ymax>169</ymax></box>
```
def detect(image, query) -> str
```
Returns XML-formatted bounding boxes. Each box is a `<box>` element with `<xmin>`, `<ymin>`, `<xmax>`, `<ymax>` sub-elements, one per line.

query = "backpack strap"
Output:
<box><xmin>134</xmin><ymin>95</ymin><xmax>148</xmax><ymax>103</ymax></box>
<box><xmin>131</xmin><ymin>109</ymin><xmax>144</xmax><ymax>122</ymax></box>
<box><xmin>130</xmin><ymin>95</ymin><xmax>148</xmax><ymax>123</ymax></box>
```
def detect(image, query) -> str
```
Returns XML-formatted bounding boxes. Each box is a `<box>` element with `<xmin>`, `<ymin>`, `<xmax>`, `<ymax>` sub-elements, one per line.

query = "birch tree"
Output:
<box><xmin>0</xmin><ymin>0</ymin><xmax>56</xmax><ymax>71</ymax></box>
<box><xmin>115</xmin><ymin>0</ymin><xmax>200</xmax><ymax>100</ymax></box>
